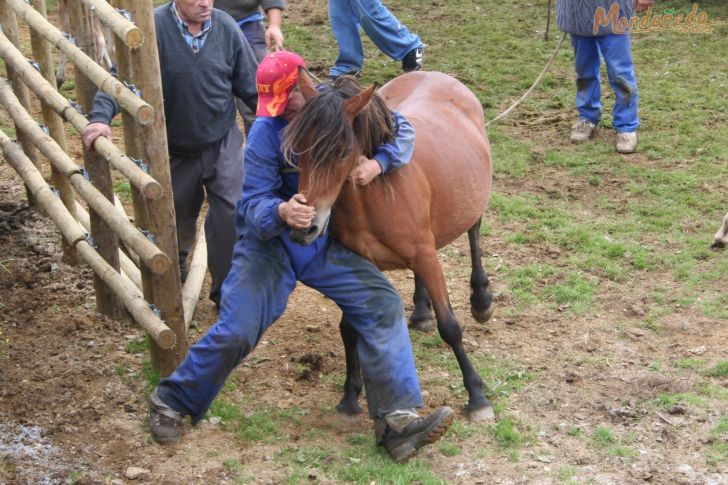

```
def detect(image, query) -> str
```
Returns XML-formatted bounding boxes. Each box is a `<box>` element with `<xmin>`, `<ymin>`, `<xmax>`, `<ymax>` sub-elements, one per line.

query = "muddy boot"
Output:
<box><xmin>570</xmin><ymin>119</ymin><xmax>598</xmax><ymax>142</ymax></box>
<box><xmin>148</xmin><ymin>388</ymin><xmax>184</xmax><ymax>445</ymax></box>
<box><xmin>375</xmin><ymin>406</ymin><xmax>454</xmax><ymax>462</ymax></box>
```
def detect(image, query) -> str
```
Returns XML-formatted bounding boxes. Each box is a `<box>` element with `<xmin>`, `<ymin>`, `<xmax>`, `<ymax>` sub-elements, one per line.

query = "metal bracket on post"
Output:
<box><xmin>63</xmin><ymin>32</ymin><xmax>77</xmax><ymax>46</ymax></box>
<box><xmin>131</xmin><ymin>158</ymin><xmax>149</xmax><ymax>174</ymax></box>
<box><xmin>83</xmin><ymin>233</ymin><xmax>98</xmax><ymax>249</ymax></box>
<box><xmin>78</xmin><ymin>168</ymin><xmax>91</xmax><ymax>181</ymax></box>
<box><xmin>138</xmin><ymin>228</ymin><xmax>156</xmax><ymax>244</ymax></box>
<box><xmin>69</xmin><ymin>101</ymin><xmax>84</xmax><ymax>115</ymax></box>
<box><xmin>147</xmin><ymin>303</ymin><xmax>162</xmax><ymax>319</ymax></box>
<box><xmin>124</xmin><ymin>81</ymin><xmax>141</xmax><ymax>98</ymax></box>
<box><xmin>29</xmin><ymin>60</ymin><xmax>41</xmax><ymax>71</ymax></box>
<box><xmin>37</xmin><ymin>123</ymin><xmax>50</xmax><ymax>135</ymax></box>
<box><xmin>116</xmin><ymin>8</ymin><xmax>134</xmax><ymax>23</ymax></box>
<box><xmin>49</xmin><ymin>185</ymin><xmax>60</xmax><ymax>198</ymax></box>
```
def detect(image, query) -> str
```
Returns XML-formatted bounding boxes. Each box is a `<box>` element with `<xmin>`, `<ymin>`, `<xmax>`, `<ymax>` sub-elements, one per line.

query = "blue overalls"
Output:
<box><xmin>157</xmin><ymin>114</ymin><xmax>423</xmax><ymax>424</ymax></box>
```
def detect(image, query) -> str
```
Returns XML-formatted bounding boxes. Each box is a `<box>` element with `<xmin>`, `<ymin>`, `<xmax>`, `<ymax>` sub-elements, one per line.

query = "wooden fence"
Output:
<box><xmin>0</xmin><ymin>0</ymin><xmax>206</xmax><ymax>376</ymax></box>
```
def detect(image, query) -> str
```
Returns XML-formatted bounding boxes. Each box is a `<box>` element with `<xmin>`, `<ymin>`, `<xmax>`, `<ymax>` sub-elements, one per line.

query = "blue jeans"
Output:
<box><xmin>571</xmin><ymin>34</ymin><xmax>639</xmax><ymax>132</ymax></box>
<box><xmin>157</xmin><ymin>230</ymin><xmax>423</xmax><ymax>424</ymax></box>
<box><xmin>328</xmin><ymin>0</ymin><xmax>422</xmax><ymax>76</ymax></box>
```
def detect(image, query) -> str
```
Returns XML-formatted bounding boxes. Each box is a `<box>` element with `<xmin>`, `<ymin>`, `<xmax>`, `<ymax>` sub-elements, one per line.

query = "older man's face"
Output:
<box><xmin>174</xmin><ymin>0</ymin><xmax>214</xmax><ymax>26</ymax></box>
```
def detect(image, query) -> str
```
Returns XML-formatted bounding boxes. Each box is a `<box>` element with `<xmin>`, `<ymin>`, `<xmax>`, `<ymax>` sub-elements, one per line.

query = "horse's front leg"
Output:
<box><xmin>414</xmin><ymin>251</ymin><xmax>495</xmax><ymax>422</ymax></box>
<box><xmin>467</xmin><ymin>218</ymin><xmax>495</xmax><ymax>322</ymax></box>
<box><xmin>336</xmin><ymin>315</ymin><xmax>363</xmax><ymax>416</ymax></box>
<box><xmin>409</xmin><ymin>274</ymin><xmax>434</xmax><ymax>332</ymax></box>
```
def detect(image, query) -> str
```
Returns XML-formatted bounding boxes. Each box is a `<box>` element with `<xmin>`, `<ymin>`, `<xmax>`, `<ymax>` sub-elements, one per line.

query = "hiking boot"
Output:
<box><xmin>148</xmin><ymin>388</ymin><xmax>184</xmax><ymax>445</ymax></box>
<box><xmin>402</xmin><ymin>47</ymin><xmax>424</xmax><ymax>73</ymax></box>
<box><xmin>327</xmin><ymin>70</ymin><xmax>361</xmax><ymax>82</ymax></box>
<box><xmin>570</xmin><ymin>119</ymin><xmax>598</xmax><ymax>142</ymax></box>
<box><xmin>615</xmin><ymin>131</ymin><xmax>637</xmax><ymax>154</ymax></box>
<box><xmin>376</xmin><ymin>406</ymin><xmax>454</xmax><ymax>462</ymax></box>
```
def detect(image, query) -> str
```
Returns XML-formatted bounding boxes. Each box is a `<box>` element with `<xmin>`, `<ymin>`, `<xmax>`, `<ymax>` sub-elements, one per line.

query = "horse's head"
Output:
<box><xmin>283</xmin><ymin>70</ymin><xmax>387</xmax><ymax>246</ymax></box>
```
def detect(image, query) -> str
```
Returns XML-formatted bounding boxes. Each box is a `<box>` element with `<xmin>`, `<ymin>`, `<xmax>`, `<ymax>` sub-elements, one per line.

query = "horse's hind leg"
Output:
<box><xmin>336</xmin><ymin>316</ymin><xmax>363</xmax><ymax>416</ymax></box>
<box><xmin>468</xmin><ymin>218</ymin><xmax>494</xmax><ymax>322</ymax></box>
<box><xmin>415</xmin><ymin>251</ymin><xmax>495</xmax><ymax>422</ymax></box>
<box><xmin>409</xmin><ymin>274</ymin><xmax>434</xmax><ymax>332</ymax></box>
<box><xmin>711</xmin><ymin>213</ymin><xmax>728</xmax><ymax>249</ymax></box>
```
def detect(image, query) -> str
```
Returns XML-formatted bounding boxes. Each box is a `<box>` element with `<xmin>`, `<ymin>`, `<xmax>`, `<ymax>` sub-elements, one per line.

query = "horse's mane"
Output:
<box><xmin>282</xmin><ymin>76</ymin><xmax>394</xmax><ymax>191</ymax></box>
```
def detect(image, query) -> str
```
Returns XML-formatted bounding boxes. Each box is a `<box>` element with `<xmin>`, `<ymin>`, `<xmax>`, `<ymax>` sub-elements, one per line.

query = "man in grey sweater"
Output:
<box><xmin>557</xmin><ymin>0</ymin><xmax>653</xmax><ymax>153</ymax></box>
<box><xmin>82</xmin><ymin>0</ymin><xmax>259</xmax><ymax>307</ymax></box>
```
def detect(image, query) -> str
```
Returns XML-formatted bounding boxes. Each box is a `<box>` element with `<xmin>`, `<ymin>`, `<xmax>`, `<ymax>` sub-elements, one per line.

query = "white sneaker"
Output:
<box><xmin>570</xmin><ymin>119</ymin><xmax>598</xmax><ymax>142</ymax></box>
<box><xmin>616</xmin><ymin>131</ymin><xmax>637</xmax><ymax>153</ymax></box>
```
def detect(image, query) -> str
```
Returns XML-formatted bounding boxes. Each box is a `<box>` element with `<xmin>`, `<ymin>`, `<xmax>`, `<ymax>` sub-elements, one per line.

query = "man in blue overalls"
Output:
<box><xmin>147</xmin><ymin>51</ymin><xmax>454</xmax><ymax>462</ymax></box>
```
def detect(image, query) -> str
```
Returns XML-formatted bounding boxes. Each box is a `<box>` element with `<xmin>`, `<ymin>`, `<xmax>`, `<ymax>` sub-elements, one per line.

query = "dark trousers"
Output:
<box><xmin>236</xmin><ymin>21</ymin><xmax>268</xmax><ymax>133</ymax></box>
<box><xmin>170</xmin><ymin>125</ymin><xmax>244</xmax><ymax>305</ymax></box>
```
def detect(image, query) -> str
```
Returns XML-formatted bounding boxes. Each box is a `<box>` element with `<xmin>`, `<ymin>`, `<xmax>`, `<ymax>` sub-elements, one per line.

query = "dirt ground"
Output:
<box><xmin>2</xmin><ymin>148</ymin><xmax>727</xmax><ymax>484</ymax></box>
<box><xmin>2</xmin><ymin>2</ymin><xmax>728</xmax><ymax>485</ymax></box>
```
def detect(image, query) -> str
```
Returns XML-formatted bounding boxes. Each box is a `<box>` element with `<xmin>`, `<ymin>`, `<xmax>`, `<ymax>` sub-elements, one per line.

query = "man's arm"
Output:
<box><xmin>350</xmin><ymin>111</ymin><xmax>415</xmax><ymax>185</ymax></box>
<box><xmin>264</xmin><ymin>7</ymin><xmax>284</xmax><ymax>51</ymax></box>
<box><xmin>239</xmin><ymin>121</ymin><xmax>289</xmax><ymax>240</ymax></box>
<box><xmin>81</xmin><ymin>69</ymin><xmax>120</xmax><ymax>150</ymax></box>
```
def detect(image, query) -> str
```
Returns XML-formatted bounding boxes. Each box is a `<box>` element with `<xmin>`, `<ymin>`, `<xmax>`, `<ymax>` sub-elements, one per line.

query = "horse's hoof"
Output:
<box><xmin>471</xmin><ymin>304</ymin><xmax>495</xmax><ymax>323</ymax></box>
<box><xmin>467</xmin><ymin>405</ymin><xmax>495</xmax><ymax>422</ymax></box>
<box><xmin>336</xmin><ymin>401</ymin><xmax>362</xmax><ymax>416</ymax></box>
<box><xmin>409</xmin><ymin>317</ymin><xmax>435</xmax><ymax>332</ymax></box>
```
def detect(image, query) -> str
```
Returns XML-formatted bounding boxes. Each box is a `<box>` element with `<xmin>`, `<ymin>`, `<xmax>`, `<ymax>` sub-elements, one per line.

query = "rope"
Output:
<box><xmin>484</xmin><ymin>32</ymin><xmax>567</xmax><ymax>127</ymax></box>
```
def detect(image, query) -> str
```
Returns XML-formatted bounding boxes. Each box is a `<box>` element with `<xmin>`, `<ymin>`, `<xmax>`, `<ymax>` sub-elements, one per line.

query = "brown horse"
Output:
<box><xmin>284</xmin><ymin>70</ymin><xmax>495</xmax><ymax>421</ymax></box>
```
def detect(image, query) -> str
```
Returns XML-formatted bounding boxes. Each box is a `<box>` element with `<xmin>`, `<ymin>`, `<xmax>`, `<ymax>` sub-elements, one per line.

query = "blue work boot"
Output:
<box><xmin>148</xmin><ymin>387</ymin><xmax>184</xmax><ymax>445</ymax></box>
<box><xmin>375</xmin><ymin>406</ymin><xmax>454</xmax><ymax>462</ymax></box>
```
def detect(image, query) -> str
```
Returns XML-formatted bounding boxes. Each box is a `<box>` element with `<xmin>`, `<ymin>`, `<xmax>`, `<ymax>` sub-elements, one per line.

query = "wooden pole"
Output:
<box><xmin>113</xmin><ymin>0</ymin><xmax>156</xmax><ymax>318</ymax></box>
<box><xmin>75</xmin><ymin>200</ymin><xmax>143</xmax><ymax>289</ymax></box>
<box><xmin>183</xmin><ymin>226</ymin><xmax>207</xmax><ymax>329</ymax></box>
<box><xmin>81</xmin><ymin>0</ymin><xmax>144</xmax><ymax>48</ymax></box>
<box><xmin>0</xmin><ymin>78</ymin><xmax>171</xmax><ymax>275</ymax></box>
<box><xmin>29</xmin><ymin>0</ymin><xmax>77</xmax><ymax>263</ymax></box>
<box><xmin>0</xmin><ymin>0</ymin><xmax>41</xmax><ymax>207</ymax></box>
<box><xmin>0</xmin><ymin>31</ymin><xmax>162</xmax><ymax>200</ymax></box>
<box><xmin>0</xmin><ymin>130</ymin><xmax>175</xmax><ymax>349</ymax></box>
<box><xmin>67</xmin><ymin>0</ymin><xmax>124</xmax><ymax>319</ymax></box>
<box><xmin>129</xmin><ymin>0</ymin><xmax>188</xmax><ymax>375</ymax></box>
<box><xmin>4</xmin><ymin>0</ymin><xmax>153</xmax><ymax>125</ymax></box>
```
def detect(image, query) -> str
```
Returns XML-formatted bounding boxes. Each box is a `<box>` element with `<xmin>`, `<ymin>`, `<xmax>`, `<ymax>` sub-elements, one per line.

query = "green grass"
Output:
<box><xmin>589</xmin><ymin>426</ymin><xmax>637</xmax><ymax>460</ymax></box>
<box><xmin>124</xmin><ymin>337</ymin><xmax>149</xmax><ymax>354</ymax></box>
<box><xmin>704</xmin><ymin>361</ymin><xmax>728</xmax><ymax>378</ymax></box>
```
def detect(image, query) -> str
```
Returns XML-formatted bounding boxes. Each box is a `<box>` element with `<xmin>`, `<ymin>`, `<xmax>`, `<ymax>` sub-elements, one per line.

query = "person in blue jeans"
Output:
<box><xmin>147</xmin><ymin>51</ymin><xmax>454</xmax><ymax>462</ymax></box>
<box><xmin>328</xmin><ymin>0</ymin><xmax>424</xmax><ymax>79</ymax></box>
<box><xmin>557</xmin><ymin>0</ymin><xmax>653</xmax><ymax>153</ymax></box>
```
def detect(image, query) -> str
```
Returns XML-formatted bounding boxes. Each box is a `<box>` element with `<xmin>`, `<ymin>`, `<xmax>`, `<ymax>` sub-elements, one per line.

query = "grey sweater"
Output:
<box><xmin>87</xmin><ymin>4</ymin><xmax>259</xmax><ymax>155</ymax></box>
<box><xmin>214</xmin><ymin>0</ymin><xmax>286</xmax><ymax>21</ymax></box>
<box><xmin>556</xmin><ymin>0</ymin><xmax>635</xmax><ymax>37</ymax></box>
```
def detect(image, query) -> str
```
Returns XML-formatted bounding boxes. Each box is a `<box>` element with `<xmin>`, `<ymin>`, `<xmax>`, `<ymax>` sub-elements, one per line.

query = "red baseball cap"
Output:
<box><xmin>255</xmin><ymin>51</ymin><xmax>307</xmax><ymax>117</ymax></box>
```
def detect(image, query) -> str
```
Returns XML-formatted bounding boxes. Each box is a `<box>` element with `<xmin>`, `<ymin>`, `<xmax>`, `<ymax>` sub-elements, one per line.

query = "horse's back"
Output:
<box><xmin>381</xmin><ymin>71</ymin><xmax>486</xmax><ymax>131</ymax></box>
<box><xmin>380</xmin><ymin>72</ymin><xmax>492</xmax><ymax>249</ymax></box>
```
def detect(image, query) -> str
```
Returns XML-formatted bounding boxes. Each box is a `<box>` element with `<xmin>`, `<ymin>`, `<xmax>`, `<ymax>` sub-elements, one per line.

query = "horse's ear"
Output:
<box><xmin>298</xmin><ymin>67</ymin><xmax>317</xmax><ymax>100</ymax></box>
<box><xmin>343</xmin><ymin>84</ymin><xmax>377</xmax><ymax>121</ymax></box>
